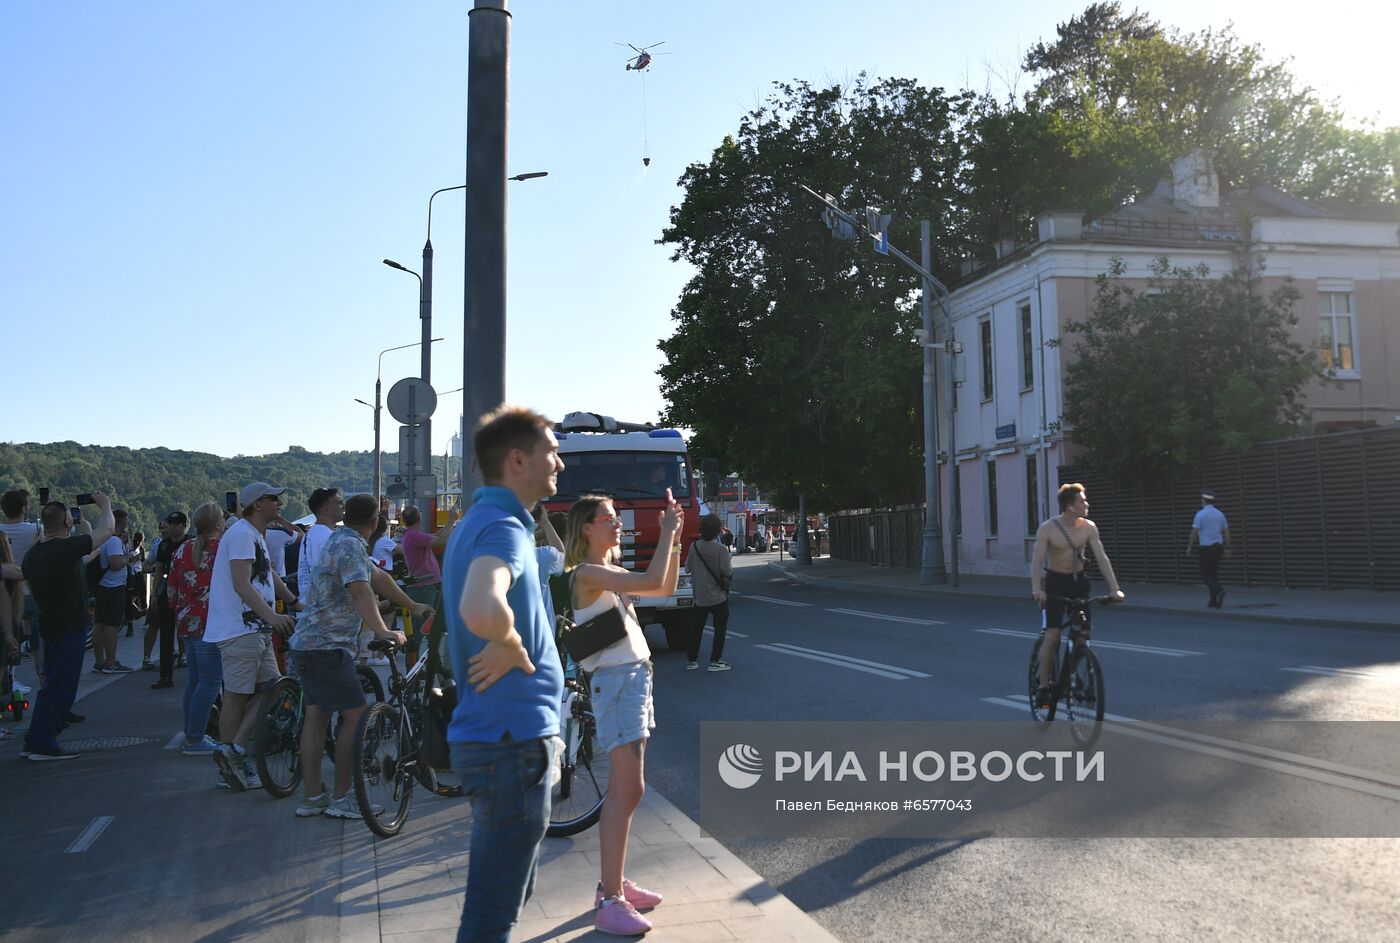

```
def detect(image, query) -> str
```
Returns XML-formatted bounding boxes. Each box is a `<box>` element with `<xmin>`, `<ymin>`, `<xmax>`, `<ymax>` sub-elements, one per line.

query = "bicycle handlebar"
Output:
<box><xmin>1044</xmin><ymin>594</ymin><xmax>1120</xmax><ymax>607</ymax></box>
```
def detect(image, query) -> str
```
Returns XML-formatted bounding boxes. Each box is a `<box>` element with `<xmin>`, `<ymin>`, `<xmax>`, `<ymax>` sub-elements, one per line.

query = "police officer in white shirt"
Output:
<box><xmin>1187</xmin><ymin>489</ymin><xmax>1231</xmax><ymax>609</ymax></box>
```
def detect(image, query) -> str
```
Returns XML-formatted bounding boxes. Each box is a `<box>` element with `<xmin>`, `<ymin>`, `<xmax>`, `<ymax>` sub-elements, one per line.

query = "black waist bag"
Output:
<box><xmin>560</xmin><ymin>603</ymin><xmax>628</xmax><ymax>663</ymax></box>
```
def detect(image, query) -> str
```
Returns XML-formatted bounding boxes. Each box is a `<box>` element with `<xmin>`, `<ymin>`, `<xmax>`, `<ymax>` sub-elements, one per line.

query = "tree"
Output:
<box><xmin>658</xmin><ymin>77</ymin><xmax>969</xmax><ymax>509</ymax></box>
<box><xmin>1057</xmin><ymin>254</ymin><xmax>1324</xmax><ymax>485</ymax></box>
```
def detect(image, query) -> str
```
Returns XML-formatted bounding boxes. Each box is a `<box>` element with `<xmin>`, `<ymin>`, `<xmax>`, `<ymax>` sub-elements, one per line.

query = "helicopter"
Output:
<box><xmin>618</xmin><ymin>41</ymin><xmax>666</xmax><ymax>72</ymax></box>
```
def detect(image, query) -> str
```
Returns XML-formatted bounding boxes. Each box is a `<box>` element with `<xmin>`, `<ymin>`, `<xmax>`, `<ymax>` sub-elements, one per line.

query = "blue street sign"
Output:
<box><xmin>995</xmin><ymin>422</ymin><xmax>1016</xmax><ymax>441</ymax></box>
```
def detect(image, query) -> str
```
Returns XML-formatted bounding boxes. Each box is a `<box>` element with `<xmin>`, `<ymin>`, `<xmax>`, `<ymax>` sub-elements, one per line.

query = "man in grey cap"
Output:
<box><xmin>1187</xmin><ymin>488</ymin><xmax>1231</xmax><ymax>609</ymax></box>
<box><xmin>204</xmin><ymin>482</ymin><xmax>299</xmax><ymax>790</ymax></box>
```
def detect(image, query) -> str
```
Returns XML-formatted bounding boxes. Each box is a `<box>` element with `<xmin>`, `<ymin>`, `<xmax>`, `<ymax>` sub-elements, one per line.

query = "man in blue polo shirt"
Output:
<box><xmin>443</xmin><ymin>405</ymin><xmax>564</xmax><ymax>943</ymax></box>
<box><xmin>1187</xmin><ymin>488</ymin><xmax>1232</xmax><ymax>609</ymax></box>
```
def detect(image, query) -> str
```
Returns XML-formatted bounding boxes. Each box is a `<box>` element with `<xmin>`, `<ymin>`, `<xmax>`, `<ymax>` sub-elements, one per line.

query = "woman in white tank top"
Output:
<box><xmin>565</xmin><ymin>492</ymin><xmax>683</xmax><ymax>935</ymax></box>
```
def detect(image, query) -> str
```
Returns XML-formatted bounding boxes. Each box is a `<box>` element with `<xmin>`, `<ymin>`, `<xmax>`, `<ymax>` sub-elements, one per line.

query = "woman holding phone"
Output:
<box><xmin>564</xmin><ymin>489</ymin><xmax>682</xmax><ymax>936</ymax></box>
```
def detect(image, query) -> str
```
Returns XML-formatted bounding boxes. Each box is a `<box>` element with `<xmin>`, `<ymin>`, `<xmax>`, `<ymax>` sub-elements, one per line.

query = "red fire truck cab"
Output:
<box><xmin>546</xmin><ymin>412</ymin><xmax>701</xmax><ymax>651</ymax></box>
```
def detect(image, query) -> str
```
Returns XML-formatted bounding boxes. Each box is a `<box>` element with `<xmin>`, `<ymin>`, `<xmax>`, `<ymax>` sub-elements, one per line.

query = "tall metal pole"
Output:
<box><xmin>462</xmin><ymin>0</ymin><xmax>510</xmax><ymax>504</ymax></box>
<box><xmin>946</xmin><ymin>292</ymin><xmax>960</xmax><ymax>586</ymax></box>
<box><xmin>418</xmin><ymin>243</ymin><xmax>434</xmax><ymax>534</ymax></box>
<box><xmin>920</xmin><ymin>219</ymin><xmax>947</xmax><ymax>584</ymax></box>
<box><xmin>373</xmin><ymin>377</ymin><xmax>382</xmax><ymax>500</ymax></box>
<box><xmin>794</xmin><ymin>493</ymin><xmax>811</xmax><ymax>565</ymax></box>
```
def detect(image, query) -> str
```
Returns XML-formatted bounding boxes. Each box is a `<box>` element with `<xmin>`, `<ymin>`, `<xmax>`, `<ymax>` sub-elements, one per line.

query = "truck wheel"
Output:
<box><xmin>660</xmin><ymin>614</ymin><xmax>694</xmax><ymax>652</ymax></box>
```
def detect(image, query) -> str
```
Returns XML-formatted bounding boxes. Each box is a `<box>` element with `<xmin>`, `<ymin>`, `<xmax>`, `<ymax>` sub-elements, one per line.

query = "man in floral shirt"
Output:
<box><xmin>170</xmin><ymin>502</ymin><xmax>225</xmax><ymax>755</ymax></box>
<box><xmin>288</xmin><ymin>493</ymin><xmax>405</xmax><ymax>819</ymax></box>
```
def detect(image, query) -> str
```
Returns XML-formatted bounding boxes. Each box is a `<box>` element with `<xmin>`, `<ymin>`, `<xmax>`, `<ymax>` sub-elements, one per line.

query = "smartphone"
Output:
<box><xmin>70</xmin><ymin>507</ymin><xmax>81</xmax><ymax>524</ymax></box>
<box><xmin>225</xmin><ymin>491</ymin><xmax>238</xmax><ymax>513</ymax></box>
<box><xmin>39</xmin><ymin>487</ymin><xmax>50</xmax><ymax>504</ymax></box>
<box><xmin>75</xmin><ymin>493</ymin><xmax>96</xmax><ymax>506</ymax></box>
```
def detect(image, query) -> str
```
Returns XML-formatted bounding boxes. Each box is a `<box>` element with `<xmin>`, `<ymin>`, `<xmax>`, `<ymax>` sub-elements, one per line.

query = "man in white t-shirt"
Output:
<box><xmin>264</xmin><ymin>518</ymin><xmax>302</xmax><ymax>581</ymax></box>
<box><xmin>296</xmin><ymin>488</ymin><xmax>344</xmax><ymax>606</ymax></box>
<box><xmin>205</xmin><ymin>482</ymin><xmax>298</xmax><ymax>791</ymax></box>
<box><xmin>1</xmin><ymin>489</ymin><xmax>43</xmax><ymax>684</ymax></box>
<box><xmin>93</xmin><ymin>509</ymin><xmax>134</xmax><ymax>674</ymax></box>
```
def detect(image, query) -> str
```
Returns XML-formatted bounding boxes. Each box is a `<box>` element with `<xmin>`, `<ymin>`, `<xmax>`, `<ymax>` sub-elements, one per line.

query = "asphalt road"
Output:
<box><xmin>643</xmin><ymin>554</ymin><xmax>1400</xmax><ymax>943</ymax></box>
<box><xmin>3</xmin><ymin>558</ymin><xmax>1397</xmax><ymax>942</ymax></box>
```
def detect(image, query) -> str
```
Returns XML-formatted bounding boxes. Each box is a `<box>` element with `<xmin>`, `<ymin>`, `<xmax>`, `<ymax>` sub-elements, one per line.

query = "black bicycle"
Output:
<box><xmin>1027</xmin><ymin>595</ymin><xmax>1115</xmax><ymax>749</ymax></box>
<box><xmin>253</xmin><ymin>663</ymin><xmax>385</xmax><ymax>799</ymax></box>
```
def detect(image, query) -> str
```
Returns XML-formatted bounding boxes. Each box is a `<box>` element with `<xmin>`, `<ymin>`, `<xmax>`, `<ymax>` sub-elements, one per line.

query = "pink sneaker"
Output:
<box><xmin>595</xmin><ymin>896</ymin><xmax>653</xmax><ymax>936</ymax></box>
<box><xmin>595</xmin><ymin>879</ymin><xmax>664</xmax><ymax>910</ymax></box>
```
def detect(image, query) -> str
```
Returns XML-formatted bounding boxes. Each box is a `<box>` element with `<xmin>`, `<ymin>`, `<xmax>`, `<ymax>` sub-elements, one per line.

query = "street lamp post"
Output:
<box><xmin>356</xmin><ymin>338</ymin><xmax>443</xmax><ymax>502</ymax></box>
<box><xmin>382</xmin><ymin>260</ymin><xmax>432</xmax><ymax>531</ymax></box>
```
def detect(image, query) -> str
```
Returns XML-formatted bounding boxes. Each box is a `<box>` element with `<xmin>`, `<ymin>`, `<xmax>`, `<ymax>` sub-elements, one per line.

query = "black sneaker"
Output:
<box><xmin>28</xmin><ymin>746</ymin><xmax>80</xmax><ymax>762</ymax></box>
<box><xmin>65</xmin><ymin>712</ymin><xmax>85</xmax><ymax>724</ymax></box>
<box><xmin>150</xmin><ymin>679</ymin><xmax>174</xmax><ymax>690</ymax></box>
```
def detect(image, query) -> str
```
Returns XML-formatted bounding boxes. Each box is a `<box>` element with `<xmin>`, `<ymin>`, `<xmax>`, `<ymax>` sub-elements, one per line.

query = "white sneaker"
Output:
<box><xmin>295</xmin><ymin>792</ymin><xmax>330</xmax><ymax>817</ymax></box>
<box><xmin>12</xmin><ymin>680</ymin><xmax>31</xmax><ymax>695</ymax></box>
<box><xmin>324</xmin><ymin>795</ymin><xmax>364</xmax><ymax>820</ymax></box>
<box><xmin>241</xmin><ymin>756</ymin><xmax>263</xmax><ymax>790</ymax></box>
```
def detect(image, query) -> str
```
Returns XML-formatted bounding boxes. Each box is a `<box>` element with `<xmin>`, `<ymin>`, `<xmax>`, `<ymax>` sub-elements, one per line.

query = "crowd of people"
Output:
<box><xmin>1</xmin><ymin>405</ymin><xmax>747</xmax><ymax>941</ymax></box>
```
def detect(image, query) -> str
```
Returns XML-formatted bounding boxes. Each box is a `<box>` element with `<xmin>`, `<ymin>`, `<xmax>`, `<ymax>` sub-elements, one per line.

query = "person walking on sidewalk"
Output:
<box><xmin>566</xmin><ymin>488</ymin><xmax>681</xmax><ymax>936</ymax></box>
<box><xmin>443</xmin><ymin>406</ymin><xmax>565</xmax><ymax>943</ymax></box>
<box><xmin>21</xmin><ymin>492</ymin><xmax>115</xmax><ymax>761</ymax></box>
<box><xmin>1029</xmin><ymin>483</ymin><xmax>1125</xmax><ymax>710</ymax></box>
<box><xmin>204</xmin><ymin>482</ymin><xmax>298</xmax><ymax>791</ymax></box>
<box><xmin>1187</xmin><ymin>489</ymin><xmax>1232</xmax><ymax>609</ymax></box>
<box><xmin>289</xmin><ymin>493</ymin><xmax>406</xmax><ymax>820</ymax></box>
<box><xmin>684</xmin><ymin>513</ymin><xmax>733</xmax><ymax>672</ymax></box>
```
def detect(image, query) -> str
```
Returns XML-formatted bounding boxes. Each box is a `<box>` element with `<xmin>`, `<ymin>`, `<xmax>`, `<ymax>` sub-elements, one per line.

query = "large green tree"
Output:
<box><xmin>658</xmin><ymin>77</ymin><xmax>969</xmax><ymax>509</ymax></box>
<box><xmin>1058</xmin><ymin>254</ymin><xmax>1324</xmax><ymax>485</ymax></box>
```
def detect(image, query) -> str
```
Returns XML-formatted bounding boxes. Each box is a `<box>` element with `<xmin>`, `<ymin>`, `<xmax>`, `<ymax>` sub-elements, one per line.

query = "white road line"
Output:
<box><xmin>755</xmin><ymin>645</ymin><xmax>912</xmax><ymax>680</ymax></box>
<box><xmin>735</xmin><ymin>594</ymin><xmax>812</xmax><ymax>608</ymax></box>
<box><xmin>700</xmin><ymin>627</ymin><xmax>748</xmax><ymax>638</ymax></box>
<box><xmin>975</xmin><ymin>628</ymin><xmax>1203</xmax><ymax>657</ymax></box>
<box><xmin>163</xmin><ymin>732</ymin><xmax>185</xmax><ymax>751</ymax></box>
<box><xmin>1282</xmin><ymin>666</ymin><xmax>1400</xmax><ymax>684</ymax></box>
<box><xmin>762</xmin><ymin>641</ymin><xmax>931</xmax><ymax>678</ymax></box>
<box><xmin>826</xmin><ymin>607</ymin><xmax>947</xmax><ymax>626</ymax></box>
<box><xmin>65</xmin><ymin>816</ymin><xmax>115</xmax><ymax>854</ymax></box>
<box><xmin>979</xmin><ymin>696</ymin><xmax>1400</xmax><ymax>800</ymax></box>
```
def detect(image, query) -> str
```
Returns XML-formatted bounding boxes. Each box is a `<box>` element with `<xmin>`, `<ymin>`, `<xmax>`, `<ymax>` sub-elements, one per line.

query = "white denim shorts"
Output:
<box><xmin>589</xmin><ymin>659</ymin><xmax>654</xmax><ymax>754</ymax></box>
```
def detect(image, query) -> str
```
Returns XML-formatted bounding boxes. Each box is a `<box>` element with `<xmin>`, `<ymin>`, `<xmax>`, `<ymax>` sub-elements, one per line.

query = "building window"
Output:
<box><xmin>986</xmin><ymin>460</ymin><xmax>999</xmax><ymax>537</ymax></box>
<box><xmin>1319</xmin><ymin>291</ymin><xmax>1357</xmax><ymax>375</ymax></box>
<box><xmin>980</xmin><ymin>317</ymin><xmax>994</xmax><ymax>401</ymax></box>
<box><xmin>1019</xmin><ymin>304</ymin><xmax>1034</xmax><ymax>390</ymax></box>
<box><xmin>1025</xmin><ymin>454</ymin><xmax>1039</xmax><ymax>535</ymax></box>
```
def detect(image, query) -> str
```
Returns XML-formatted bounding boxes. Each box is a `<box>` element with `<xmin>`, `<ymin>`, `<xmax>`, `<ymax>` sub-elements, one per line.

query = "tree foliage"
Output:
<box><xmin>659</xmin><ymin>77</ymin><xmax>970</xmax><ymax>509</ymax></box>
<box><xmin>0</xmin><ymin>442</ymin><xmax>458</xmax><ymax>537</ymax></box>
<box><xmin>1057</xmin><ymin>255</ymin><xmax>1323</xmax><ymax>485</ymax></box>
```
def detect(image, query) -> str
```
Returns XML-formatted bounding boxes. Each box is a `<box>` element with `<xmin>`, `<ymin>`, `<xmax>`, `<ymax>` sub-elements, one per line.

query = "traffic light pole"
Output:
<box><xmin>800</xmin><ymin>185</ymin><xmax>958</xmax><ymax>585</ymax></box>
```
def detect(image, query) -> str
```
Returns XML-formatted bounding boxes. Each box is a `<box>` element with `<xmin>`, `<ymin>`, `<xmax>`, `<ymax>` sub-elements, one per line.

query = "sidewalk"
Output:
<box><xmin>40</xmin><ymin>629</ymin><xmax>840</xmax><ymax>943</ymax></box>
<box><xmin>766</xmin><ymin>556</ymin><xmax>1398</xmax><ymax>631</ymax></box>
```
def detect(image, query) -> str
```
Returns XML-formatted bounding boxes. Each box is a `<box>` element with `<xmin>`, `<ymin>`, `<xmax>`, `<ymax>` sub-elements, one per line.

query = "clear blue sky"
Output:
<box><xmin>3</xmin><ymin>1</ymin><xmax>1393</xmax><ymax>458</ymax></box>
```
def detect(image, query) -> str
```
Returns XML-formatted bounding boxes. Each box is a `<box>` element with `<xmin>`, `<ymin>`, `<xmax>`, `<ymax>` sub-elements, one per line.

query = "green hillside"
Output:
<box><xmin>0</xmin><ymin>441</ymin><xmax>460</xmax><ymax>537</ymax></box>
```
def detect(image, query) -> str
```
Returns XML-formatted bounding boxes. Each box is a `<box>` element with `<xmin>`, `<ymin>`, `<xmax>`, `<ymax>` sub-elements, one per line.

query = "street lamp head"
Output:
<box><xmin>354</xmin><ymin>398</ymin><xmax>372</xmax><ymax>408</ymax></box>
<box><xmin>509</xmin><ymin>171</ymin><xmax>549</xmax><ymax>181</ymax></box>
<box><xmin>383</xmin><ymin>259</ymin><xmax>407</xmax><ymax>271</ymax></box>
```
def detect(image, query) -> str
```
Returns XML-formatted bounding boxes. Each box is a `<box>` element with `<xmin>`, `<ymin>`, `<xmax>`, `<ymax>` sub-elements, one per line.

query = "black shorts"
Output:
<box><xmin>1042</xmin><ymin>570</ymin><xmax>1091</xmax><ymax>632</ymax></box>
<box><xmin>289</xmin><ymin>649</ymin><xmax>366</xmax><ymax>713</ymax></box>
<box><xmin>95</xmin><ymin>585</ymin><xmax>126</xmax><ymax>625</ymax></box>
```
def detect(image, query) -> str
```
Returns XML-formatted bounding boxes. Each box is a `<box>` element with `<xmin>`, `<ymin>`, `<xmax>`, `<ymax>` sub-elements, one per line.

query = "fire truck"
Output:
<box><xmin>545</xmin><ymin>412</ymin><xmax>701</xmax><ymax>651</ymax></box>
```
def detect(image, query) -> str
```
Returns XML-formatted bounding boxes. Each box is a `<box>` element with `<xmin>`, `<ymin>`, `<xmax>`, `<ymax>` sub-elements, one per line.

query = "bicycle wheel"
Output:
<box><xmin>353</xmin><ymin>701</ymin><xmax>414</xmax><ymax>837</ymax></box>
<box><xmin>1028</xmin><ymin>638</ymin><xmax>1057</xmax><ymax>724</ymax></box>
<box><xmin>547</xmin><ymin>683</ymin><xmax>611</xmax><ymax>837</ymax></box>
<box><xmin>1065</xmin><ymin>646</ymin><xmax>1105</xmax><ymax>750</ymax></box>
<box><xmin>254</xmin><ymin>676</ymin><xmax>304</xmax><ymax>798</ymax></box>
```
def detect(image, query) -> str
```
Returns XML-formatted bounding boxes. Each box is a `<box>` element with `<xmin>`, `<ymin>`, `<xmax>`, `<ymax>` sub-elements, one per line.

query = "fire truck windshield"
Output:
<box><xmin>553</xmin><ymin>452</ymin><xmax>692</xmax><ymax>501</ymax></box>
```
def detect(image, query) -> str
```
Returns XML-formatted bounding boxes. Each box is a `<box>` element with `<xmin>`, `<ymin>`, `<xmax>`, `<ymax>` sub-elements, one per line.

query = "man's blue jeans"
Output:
<box><xmin>25</xmin><ymin>631</ymin><xmax>85</xmax><ymax>752</ymax></box>
<box><xmin>182</xmin><ymin>637</ymin><xmax>223</xmax><ymax>742</ymax></box>
<box><xmin>451</xmin><ymin>737</ymin><xmax>555</xmax><ymax>943</ymax></box>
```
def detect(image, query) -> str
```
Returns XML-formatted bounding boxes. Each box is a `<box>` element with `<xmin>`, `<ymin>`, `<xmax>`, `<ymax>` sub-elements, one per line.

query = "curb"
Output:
<box><xmin>767</xmin><ymin>562</ymin><xmax>1399</xmax><ymax>633</ymax></box>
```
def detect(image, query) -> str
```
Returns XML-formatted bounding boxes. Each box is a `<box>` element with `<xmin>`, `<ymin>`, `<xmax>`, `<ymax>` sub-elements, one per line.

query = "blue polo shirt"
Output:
<box><xmin>443</xmin><ymin>486</ymin><xmax>562</xmax><ymax>744</ymax></box>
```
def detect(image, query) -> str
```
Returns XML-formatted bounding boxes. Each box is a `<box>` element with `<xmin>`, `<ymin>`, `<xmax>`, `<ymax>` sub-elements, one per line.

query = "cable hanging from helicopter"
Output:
<box><xmin>617</xmin><ymin>41</ymin><xmax>669</xmax><ymax>167</ymax></box>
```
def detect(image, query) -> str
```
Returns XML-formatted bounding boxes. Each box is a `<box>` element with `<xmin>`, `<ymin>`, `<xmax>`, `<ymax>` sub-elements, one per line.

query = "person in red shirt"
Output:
<box><xmin>170</xmin><ymin>502</ymin><xmax>226</xmax><ymax>754</ymax></box>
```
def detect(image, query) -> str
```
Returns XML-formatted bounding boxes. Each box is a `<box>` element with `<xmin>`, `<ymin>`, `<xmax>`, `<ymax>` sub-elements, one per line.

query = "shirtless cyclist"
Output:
<box><xmin>1029</xmin><ymin>483</ymin><xmax>1125</xmax><ymax>709</ymax></box>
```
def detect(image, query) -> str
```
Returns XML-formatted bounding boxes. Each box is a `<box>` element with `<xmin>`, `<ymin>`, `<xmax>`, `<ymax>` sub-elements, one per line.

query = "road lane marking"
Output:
<box><xmin>980</xmin><ymin>696</ymin><xmax>1400</xmax><ymax>800</ymax></box>
<box><xmin>826</xmin><ymin>607</ymin><xmax>947</xmax><ymax>626</ymax></box>
<box><xmin>66</xmin><ymin>816</ymin><xmax>115</xmax><ymax>854</ymax></box>
<box><xmin>699</xmin><ymin>627</ymin><xmax>748</xmax><ymax>638</ymax></box>
<box><xmin>1282</xmin><ymin>666</ymin><xmax>1400</xmax><ymax>684</ymax></box>
<box><xmin>734</xmin><ymin>593</ymin><xmax>812</xmax><ymax>608</ymax></box>
<box><xmin>975</xmin><ymin>628</ymin><xmax>1203</xmax><ymax>657</ymax></box>
<box><xmin>164</xmin><ymin>732</ymin><xmax>185</xmax><ymax>750</ymax></box>
<box><xmin>758</xmin><ymin>642</ymin><xmax>931</xmax><ymax>679</ymax></box>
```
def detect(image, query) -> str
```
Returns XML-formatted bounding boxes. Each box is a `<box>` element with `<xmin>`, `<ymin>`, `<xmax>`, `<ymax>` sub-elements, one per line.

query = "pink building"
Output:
<box><xmin>940</xmin><ymin>151</ymin><xmax>1400</xmax><ymax>576</ymax></box>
